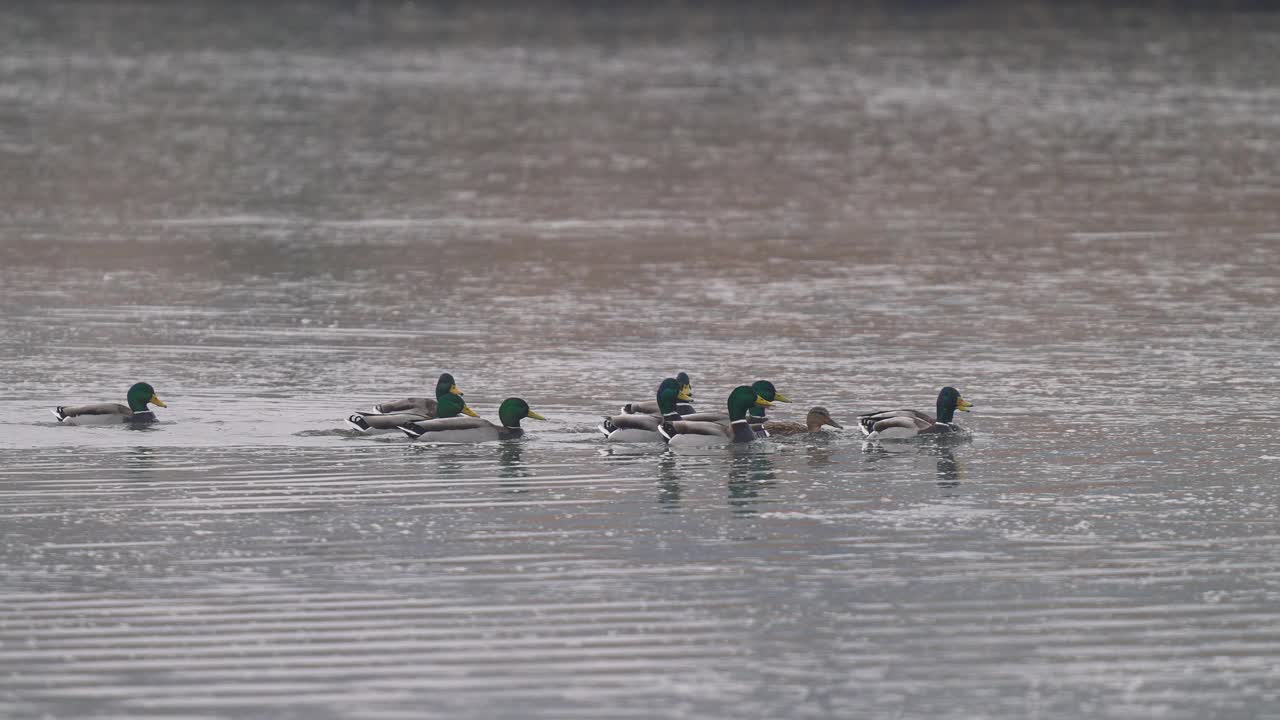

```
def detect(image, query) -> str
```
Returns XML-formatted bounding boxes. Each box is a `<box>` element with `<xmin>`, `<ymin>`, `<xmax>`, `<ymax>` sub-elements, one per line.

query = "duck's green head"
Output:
<box><xmin>936</xmin><ymin>386</ymin><xmax>973</xmax><ymax>423</ymax></box>
<box><xmin>126</xmin><ymin>382</ymin><xmax>165</xmax><ymax>412</ymax></box>
<box><xmin>728</xmin><ymin>385</ymin><xmax>772</xmax><ymax>421</ymax></box>
<box><xmin>436</xmin><ymin>392</ymin><xmax>480</xmax><ymax>419</ymax></box>
<box><xmin>435</xmin><ymin>373</ymin><xmax>463</xmax><ymax>399</ymax></box>
<box><xmin>498</xmin><ymin>398</ymin><xmax>546</xmax><ymax>429</ymax></box>
<box><xmin>676</xmin><ymin>371</ymin><xmax>692</xmax><ymax>399</ymax></box>
<box><xmin>655</xmin><ymin>378</ymin><xmax>684</xmax><ymax>416</ymax></box>
<box><xmin>751</xmin><ymin>380</ymin><xmax>790</xmax><ymax>404</ymax></box>
<box><xmin>666</xmin><ymin>375</ymin><xmax>692</xmax><ymax>403</ymax></box>
<box><xmin>748</xmin><ymin>380</ymin><xmax>789</xmax><ymax>418</ymax></box>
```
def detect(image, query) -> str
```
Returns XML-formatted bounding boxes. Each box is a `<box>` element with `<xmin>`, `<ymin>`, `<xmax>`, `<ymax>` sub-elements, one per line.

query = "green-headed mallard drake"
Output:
<box><xmin>374</xmin><ymin>372</ymin><xmax>463</xmax><ymax>414</ymax></box>
<box><xmin>348</xmin><ymin>389</ymin><xmax>478</xmax><ymax>434</ymax></box>
<box><xmin>346</xmin><ymin>372</ymin><xmax>466</xmax><ymax>434</ymax></box>
<box><xmin>599</xmin><ymin>378</ymin><xmax>690</xmax><ymax>443</ymax></box>
<box><xmin>858</xmin><ymin>387</ymin><xmax>973</xmax><ymax>440</ymax></box>
<box><xmin>659</xmin><ymin>385</ymin><xmax>774</xmax><ymax>447</ymax></box>
<box><xmin>51</xmin><ymin>382</ymin><xmax>167</xmax><ymax>425</ymax></box>
<box><xmin>762</xmin><ymin>407</ymin><xmax>843</xmax><ymax>436</ymax></box>
<box><xmin>746</xmin><ymin>380</ymin><xmax>789</xmax><ymax>438</ymax></box>
<box><xmin>399</xmin><ymin>397</ymin><xmax>546</xmax><ymax>443</ymax></box>
<box><xmin>620</xmin><ymin>371</ymin><xmax>696</xmax><ymax>416</ymax></box>
<box><xmin>680</xmin><ymin>381</ymin><xmax>791</xmax><ymax>432</ymax></box>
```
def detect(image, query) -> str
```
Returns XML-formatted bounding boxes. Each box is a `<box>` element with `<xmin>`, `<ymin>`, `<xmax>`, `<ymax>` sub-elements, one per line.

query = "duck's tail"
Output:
<box><xmin>657</xmin><ymin>421</ymin><xmax>676</xmax><ymax>442</ymax></box>
<box><xmin>598</xmin><ymin>416</ymin><xmax>620</xmax><ymax>437</ymax></box>
<box><xmin>860</xmin><ymin>417</ymin><xmax>919</xmax><ymax>441</ymax></box>
<box><xmin>51</xmin><ymin>407</ymin><xmax>68</xmax><ymax>422</ymax></box>
<box><xmin>346</xmin><ymin>414</ymin><xmax>372</xmax><ymax>433</ymax></box>
<box><xmin>856</xmin><ymin>416</ymin><xmax>879</xmax><ymax>436</ymax></box>
<box><xmin>398</xmin><ymin>423</ymin><xmax>426</xmax><ymax>440</ymax></box>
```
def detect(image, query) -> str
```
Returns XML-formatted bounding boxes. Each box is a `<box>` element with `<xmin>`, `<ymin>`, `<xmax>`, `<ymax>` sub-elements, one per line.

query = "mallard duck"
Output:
<box><xmin>746</xmin><ymin>380</ymin><xmax>788</xmax><ymax>438</ymax></box>
<box><xmin>762</xmin><ymin>407</ymin><xmax>843</xmax><ymax>436</ymax></box>
<box><xmin>346</xmin><ymin>372</ymin><xmax>466</xmax><ymax>434</ymax></box>
<box><xmin>679</xmin><ymin>380</ymin><xmax>790</xmax><ymax>431</ymax></box>
<box><xmin>858</xmin><ymin>387</ymin><xmax>973</xmax><ymax>440</ymax></box>
<box><xmin>373</xmin><ymin>372</ymin><xmax>463</xmax><ymax>414</ymax></box>
<box><xmin>659</xmin><ymin>385</ymin><xmax>774</xmax><ymax>448</ymax></box>
<box><xmin>51</xmin><ymin>383</ymin><xmax>167</xmax><ymax>425</ymax></box>
<box><xmin>599</xmin><ymin>378</ymin><xmax>689</xmax><ymax>442</ymax></box>
<box><xmin>348</xmin><ymin>392</ymin><xmax>477</xmax><ymax>433</ymax></box>
<box><xmin>620</xmin><ymin>371</ymin><xmax>695</xmax><ymax>415</ymax></box>
<box><xmin>399</xmin><ymin>397</ymin><xmax>546</xmax><ymax>443</ymax></box>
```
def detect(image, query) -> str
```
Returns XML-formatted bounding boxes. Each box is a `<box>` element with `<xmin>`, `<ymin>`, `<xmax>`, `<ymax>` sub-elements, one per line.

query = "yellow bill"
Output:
<box><xmin>957</xmin><ymin>397</ymin><xmax>973</xmax><ymax>411</ymax></box>
<box><xmin>150</xmin><ymin>394</ymin><xmax>167</xmax><ymax>408</ymax></box>
<box><xmin>754</xmin><ymin>395</ymin><xmax>774</xmax><ymax>407</ymax></box>
<box><xmin>450</xmin><ymin>384</ymin><xmax>463</xmax><ymax>396</ymax></box>
<box><xmin>678</xmin><ymin>385</ymin><xmax>693</xmax><ymax>401</ymax></box>
<box><xmin>461</xmin><ymin>404</ymin><xmax>480</xmax><ymax>418</ymax></box>
<box><xmin>773</xmin><ymin>392</ymin><xmax>791</xmax><ymax>403</ymax></box>
<box><xmin>526</xmin><ymin>410</ymin><xmax>547</xmax><ymax>421</ymax></box>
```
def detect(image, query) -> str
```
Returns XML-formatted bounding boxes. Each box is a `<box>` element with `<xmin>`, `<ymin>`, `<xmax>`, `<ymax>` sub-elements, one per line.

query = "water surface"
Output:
<box><xmin>2</xmin><ymin>3</ymin><xmax>1280</xmax><ymax>718</ymax></box>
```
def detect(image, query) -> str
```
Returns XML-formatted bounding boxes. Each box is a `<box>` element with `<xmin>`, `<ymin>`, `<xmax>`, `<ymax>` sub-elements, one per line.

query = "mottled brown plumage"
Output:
<box><xmin>763</xmin><ymin>407</ymin><xmax>843</xmax><ymax>436</ymax></box>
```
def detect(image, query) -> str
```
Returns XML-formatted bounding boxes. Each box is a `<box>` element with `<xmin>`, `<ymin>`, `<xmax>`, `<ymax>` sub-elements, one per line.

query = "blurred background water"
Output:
<box><xmin>2</xmin><ymin>2</ymin><xmax>1279</xmax><ymax>718</ymax></box>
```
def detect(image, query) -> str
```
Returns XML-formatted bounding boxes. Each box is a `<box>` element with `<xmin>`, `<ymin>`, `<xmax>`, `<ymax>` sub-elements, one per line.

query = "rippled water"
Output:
<box><xmin>3</xmin><ymin>3</ymin><xmax>1280</xmax><ymax>718</ymax></box>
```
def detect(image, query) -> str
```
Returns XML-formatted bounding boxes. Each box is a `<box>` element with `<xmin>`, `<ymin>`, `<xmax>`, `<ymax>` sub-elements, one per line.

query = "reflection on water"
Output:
<box><xmin>933</xmin><ymin>445</ymin><xmax>962</xmax><ymax>488</ymax></box>
<box><xmin>655</xmin><ymin>454</ymin><xmax>683</xmax><ymax>511</ymax></box>
<box><xmin>414</xmin><ymin>445</ymin><xmax>468</xmax><ymax>479</ymax></box>
<box><xmin>496</xmin><ymin>441</ymin><xmax>539</xmax><ymax>499</ymax></box>
<box><xmin>2</xmin><ymin>2</ymin><xmax>1280</xmax><ymax>719</ymax></box>
<box><xmin>802</xmin><ymin>435</ymin><xmax>840</xmax><ymax>468</ymax></box>
<box><xmin>727</xmin><ymin>451</ymin><xmax>777</xmax><ymax>516</ymax></box>
<box><xmin>126</xmin><ymin>445</ymin><xmax>158</xmax><ymax>474</ymax></box>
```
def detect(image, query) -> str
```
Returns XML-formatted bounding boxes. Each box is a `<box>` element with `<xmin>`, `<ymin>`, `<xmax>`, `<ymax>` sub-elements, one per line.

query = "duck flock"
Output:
<box><xmin>51</xmin><ymin>373</ymin><xmax>974</xmax><ymax>446</ymax></box>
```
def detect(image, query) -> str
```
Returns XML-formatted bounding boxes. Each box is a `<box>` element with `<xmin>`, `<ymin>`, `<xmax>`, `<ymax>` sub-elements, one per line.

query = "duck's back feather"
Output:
<box><xmin>603</xmin><ymin>414</ymin><xmax>661</xmax><ymax>432</ymax></box>
<box><xmin>374</xmin><ymin>397</ymin><xmax>437</xmax><ymax>415</ymax></box>
<box><xmin>857</xmin><ymin>409</ymin><xmax>933</xmax><ymax>434</ymax></box>
<box><xmin>402</xmin><ymin>417</ymin><xmax>502</xmax><ymax>443</ymax></box>
<box><xmin>663</xmin><ymin>420</ymin><xmax>730</xmax><ymax>438</ymax></box>
<box><xmin>599</xmin><ymin>413</ymin><xmax>666</xmax><ymax>442</ymax></box>
<box><xmin>862</xmin><ymin>415</ymin><xmax>931</xmax><ymax>440</ymax></box>
<box><xmin>58</xmin><ymin>402</ymin><xmax>130</xmax><ymax>417</ymax></box>
<box><xmin>678</xmin><ymin>411</ymin><xmax>729</xmax><ymax>424</ymax></box>
<box><xmin>53</xmin><ymin>403</ymin><xmax>153</xmax><ymax>425</ymax></box>
<box><xmin>623</xmin><ymin>400</ymin><xmax>695</xmax><ymax>416</ymax></box>
<box><xmin>347</xmin><ymin>412</ymin><xmax>429</xmax><ymax>433</ymax></box>
<box><xmin>762</xmin><ymin>420</ymin><xmax>808</xmax><ymax>436</ymax></box>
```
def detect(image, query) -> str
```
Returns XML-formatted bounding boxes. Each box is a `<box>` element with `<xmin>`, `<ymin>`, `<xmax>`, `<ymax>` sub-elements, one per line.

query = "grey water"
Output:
<box><xmin>3</xmin><ymin>2</ymin><xmax>1280</xmax><ymax>718</ymax></box>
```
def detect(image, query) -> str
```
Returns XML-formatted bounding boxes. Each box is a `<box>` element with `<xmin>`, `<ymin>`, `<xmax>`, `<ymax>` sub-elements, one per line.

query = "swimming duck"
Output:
<box><xmin>746</xmin><ymin>380</ymin><xmax>789</xmax><ymax>438</ymax></box>
<box><xmin>858</xmin><ymin>387</ymin><xmax>973</xmax><ymax>440</ymax></box>
<box><xmin>51</xmin><ymin>382</ymin><xmax>167</xmax><ymax>425</ymax></box>
<box><xmin>620</xmin><ymin>371</ymin><xmax>695</xmax><ymax>415</ymax></box>
<box><xmin>679</xmin><ymin>380</ymin><xmax>790</xmax><ymax>430</ymax></box>
<box><xmin>348</xmin><ymin>392</ymin><xmax>478</xmax><ymax>433</ymax></box>
<box><xmin>399</xmin><ymin>397</ymin><xmax>546</xmax><ymax>443</ymax></box>
<box><xmin>762</xmin><ymin>407</ymin><xmax>844</xmax><ymax>436</ymax></box>
<box><xmin>346</xmin><ymin>372</ymin><xmax>466</xmax><ymax>434</ymax></box>
<box><xmin>599</xmin><ymin>378</ymin><xmax>689</xmax><ymax>442</ymax></box>
<box><xmin>659</xmin><ymin>385</ymin><xmax>774</xmax><ymax>448</ymax></box>
<box><xmin>373</xmin><ymin>372</ymin><xmax>463</xmax><ymax>413</ymax></box>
